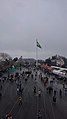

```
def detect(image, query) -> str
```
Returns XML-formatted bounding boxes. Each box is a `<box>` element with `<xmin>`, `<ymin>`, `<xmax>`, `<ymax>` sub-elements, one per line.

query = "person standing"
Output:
<box><xmin>59</xmin><ymin>89</ymin><xmax>62</xmax><ymax>97</ymax></box>
<box><xmin>19</xmin><ymin>96</ymin><xmax>22</xmax><ymax>105</ymax></box>
<box><xmin>37</xmin><ymin>110</ymin><xmax>42</xmax><ymax>119</ymax></box>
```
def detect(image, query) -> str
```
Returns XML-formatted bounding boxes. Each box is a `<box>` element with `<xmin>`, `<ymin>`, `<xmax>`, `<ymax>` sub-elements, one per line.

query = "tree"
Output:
<box><xmin>13</xmin><ymin>57</ymin><xmax>18</xmax><ymax>62</ymax></box>
<box><xmin>45</xmin><ymin>57</ymin><xmax>52</xmax><ymax>66</ymax></box>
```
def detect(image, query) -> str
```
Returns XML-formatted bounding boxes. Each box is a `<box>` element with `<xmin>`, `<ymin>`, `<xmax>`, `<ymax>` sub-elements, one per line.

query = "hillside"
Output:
<box><xmin>45</xmin><ymin>55</ymin><xmax>67</xmax><ymax>68</ymax></box>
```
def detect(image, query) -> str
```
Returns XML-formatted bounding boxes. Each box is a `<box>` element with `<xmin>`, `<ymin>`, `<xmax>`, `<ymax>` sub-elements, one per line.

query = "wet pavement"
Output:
<box><xmin>0</xmin><ymin>68</ymin><xmax>67</xmax><ymax>119</ymax></box>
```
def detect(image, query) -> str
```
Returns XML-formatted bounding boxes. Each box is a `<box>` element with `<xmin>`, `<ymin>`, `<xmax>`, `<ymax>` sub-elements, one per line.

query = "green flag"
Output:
<box><xmin>36</xmin><ymin>40</ymin><xmax>42</xmax><ymax>48</ymax></box>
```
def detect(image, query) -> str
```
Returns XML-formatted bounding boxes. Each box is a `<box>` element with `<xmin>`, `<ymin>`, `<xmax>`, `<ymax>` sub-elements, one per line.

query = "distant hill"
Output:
<box><xmin>45</xmin><ymin>55</ymin><xmax>67</xmax><ymax>68</ymax></box>
<box><xmin>0</xmin><ymin>53</ymin><xmax>12</xmax><ymax>62</ymax></box>
<box><xmin>23</xmin><ymin>58</ymin><xmax>35</xmax><ymax>63</ymax></box>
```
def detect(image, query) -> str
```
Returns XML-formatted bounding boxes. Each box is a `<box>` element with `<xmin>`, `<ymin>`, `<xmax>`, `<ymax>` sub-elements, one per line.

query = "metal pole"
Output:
<box><xmin>36</xmin><ymin>39</ymin><xmax>38</xmax><ymax>69</ymax></box>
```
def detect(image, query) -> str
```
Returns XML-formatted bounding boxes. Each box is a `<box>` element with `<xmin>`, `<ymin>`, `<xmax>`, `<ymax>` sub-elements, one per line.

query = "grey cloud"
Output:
<box><xmin>0</xmin><ymin>0</ymin><xmax>67</xmax><ymax>59</ymax></box>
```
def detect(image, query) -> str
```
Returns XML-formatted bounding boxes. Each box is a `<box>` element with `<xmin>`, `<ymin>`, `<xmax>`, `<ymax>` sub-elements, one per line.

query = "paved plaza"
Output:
<box><xmin>0</xmin><ymin>68</ymin><xmax>67</xmax><ymax>119</ymax></box>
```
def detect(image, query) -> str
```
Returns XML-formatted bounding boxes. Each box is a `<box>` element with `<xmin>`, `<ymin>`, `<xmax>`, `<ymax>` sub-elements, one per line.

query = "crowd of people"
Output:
<box><xmin>0</xmin><ymin>66</ymin><xmax>67</xmax><ymax>119</ymax></box>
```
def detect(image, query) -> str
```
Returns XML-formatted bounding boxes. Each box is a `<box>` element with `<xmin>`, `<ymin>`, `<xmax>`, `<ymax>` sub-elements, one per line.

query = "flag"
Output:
<box><xmin>36</xmin><ymin>40</ymin><xmax>42</xmax><ymax>48</ymax></box>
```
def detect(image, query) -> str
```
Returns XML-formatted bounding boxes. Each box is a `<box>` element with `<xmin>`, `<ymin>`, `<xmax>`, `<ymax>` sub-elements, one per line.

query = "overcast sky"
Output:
<box><xmin>0</xmin><ymin>0</ymin><xmax>67</xmax><ymax>60</ymax></box>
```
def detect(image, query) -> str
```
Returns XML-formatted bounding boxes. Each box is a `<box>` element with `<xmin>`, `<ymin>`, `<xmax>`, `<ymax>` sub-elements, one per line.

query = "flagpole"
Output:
<box><xmin>36</xmin><ymin>39</ymin><xmax>42</xmax><ymax>69</ymax></box>
<box><xmin>36</xmin><ymin>39</ymin><xmax>38</xmax><ymax>69</ymax></box>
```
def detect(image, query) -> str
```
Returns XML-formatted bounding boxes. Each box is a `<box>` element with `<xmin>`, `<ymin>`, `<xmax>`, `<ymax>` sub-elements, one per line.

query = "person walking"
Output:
<box><xmin>59</xmin><ymin>89</ymin><xmax>62</xmax><ymax>97</ymax></box>
<box><xmin>34</xmin><ymin>86</ymin><xmax>36</xmax><ymax>93</ymax></box>
<box><xmin>37</xmin><ymin>110</ymin><xmax>42</xmax><ymax>119</ymax></box>
<box><xmin>53</xmin><ymin>95</ymin><xmax>56</xmax><ymax>103</ymax></box>
<box><xmin>19</xmin><ymin>96</ymin><xmax>22</xmax><ymax>105</ymax></box>
<box><xmin>38</xmin><ymin>89</ymin><xmax>41</xmax><ymax>97</ymax></box>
